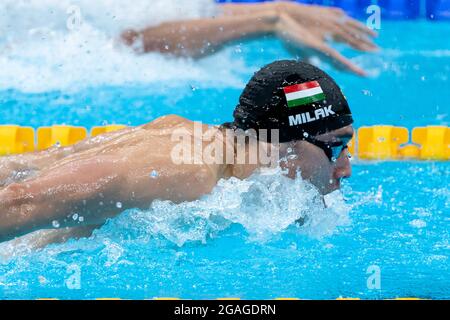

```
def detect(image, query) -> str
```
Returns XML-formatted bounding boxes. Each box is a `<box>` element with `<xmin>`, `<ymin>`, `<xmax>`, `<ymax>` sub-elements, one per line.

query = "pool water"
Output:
<box><xmin>0</xmin><ymin>14</ymin><xmax>449</xmax><ymax>299</ymax></box>
<box><xmin>0</xmin><ymin>162</ymin><xmax>448</xmax><ymax>299</ymax></box>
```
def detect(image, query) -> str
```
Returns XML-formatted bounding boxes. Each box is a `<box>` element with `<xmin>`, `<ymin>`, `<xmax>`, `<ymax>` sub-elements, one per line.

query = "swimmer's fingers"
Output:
<box><xmin>277</xmin><ymin>13</ymin><xmax>366</xmax><ymax>76</ymax></box>
<box><xmin>287</xmin><ymin>36</ymin><xmax>366</xmax><ymax>76</ymax></box>
<box><xmin>325</xmin><ymin>6</ymin><xmax>378</xmax><ymax>38</ymax></box>
<box><xmin>315</xmin><ymin>43</ymin><xmax>367</xmax><ymax>76</ymax></box>
<box><xmin>320</xmin><ymin>14</ymin><xmax>378</xmax><ymax>52</ymax></box>
<box><xmin>282</xmin><ymin>6</ymin><xmax>378</xmax><ymax>52</ymax></box>
<box><xmin>312</xmin><ymin>18</ymin><xmax>377</xmax><ymax>52</ymax></box>
<box><xmin>345</xmin><ymin>18</ymin><xmax>378</xmax><ymax>38</ymax></box>
<box><xmin>336</xmin><ymin>20</ymin><xmax>379</xmax><ymax>52</ymax></box>
<box><xmin>330</xmin><ymin>26</ymin><xmax>379</xmax><ymax>52</ymax></box>
<box><xmin>312</xmin><ymin>7</ymin><xmax>379</xmax><ymax>51</ymax></box>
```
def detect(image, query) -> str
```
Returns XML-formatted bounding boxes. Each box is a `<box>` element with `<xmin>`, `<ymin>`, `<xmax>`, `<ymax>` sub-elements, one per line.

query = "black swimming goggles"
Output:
<box><xmin>304</xmin><ymin>136</ymin><xmax>351</xmax><ymax>162</ymax></box>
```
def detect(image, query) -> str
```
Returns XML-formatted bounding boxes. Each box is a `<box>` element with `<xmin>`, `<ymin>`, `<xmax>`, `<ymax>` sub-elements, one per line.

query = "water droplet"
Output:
<box><xmin>164</xmin><ymin>45</ymin><xmax>169</xmax><ymax>50</ymax></box>
<box><xmin>116</xmin><ymin>202</ymin><xmax>122</xmax><ymax>209</ymax></box>
<box><xmin>410</xmin><ymin>219</ymin><xmax>426</xmax><ymax>228</ymax></box>
<box><xmin>72</xmin><ymin>213</ymin><xmax>79</xmax><ymax>220</ymax></box>
<box><xmin>79</xmin><ymin>216</ymin><xmax>84</xmax><ymax>222</ymax></box>
<box><xmin>303</xmin><ymin>132</ymin><xmax>309</xmax><ymax>138</ymax></box>
<box><xmin>150</xmin><ymin>170</ymin><xmax>159</xmax><ymax>179</ymax></box>
<box><xmin>52</xmin><ymin>220</ymin><xmax>60</xmax><ymax>228</ymax></box>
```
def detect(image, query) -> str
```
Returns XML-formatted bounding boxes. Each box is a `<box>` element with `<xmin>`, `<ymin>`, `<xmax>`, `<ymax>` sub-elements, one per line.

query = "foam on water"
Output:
<box><xmin>0</xmin><ymin>0</ymin><xmax>249</xmax><ymax>93</ymax></box>
<box><xmin>106</xmin><ymin>168</ymin><xmax>351</xmax><ymax>246</ymax></box>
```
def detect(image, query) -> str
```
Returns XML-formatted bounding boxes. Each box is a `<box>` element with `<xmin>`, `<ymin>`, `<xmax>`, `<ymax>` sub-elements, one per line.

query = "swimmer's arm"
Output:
<box><xmin>35</xmin><ymin>225</ymin><xmax>101</xmax><ymax>247</ymax></box>
<box><xmin>0</xmin><ymin>156</ymin><xmax>126</xmax><ymax>243</ymax></box>
<box><xmin>121</xmin><ymin>10</ymin><xmax>279</xmax><ymax>57</ymax></box>
<box><xmin>4</xmin><ymin>224</ymin><xmax>102</xmax><ymax>250</ymax></box>
<box><xmin>0</xmin><ymin>151</ymin><xmax>214</xmax><ymax>243</ymax></box>
<box><xmin>123</xmin><ymin>1</ymin><xmax>376</xmax><ymax>75</ymax></box>
<box><xmin>0</xmin><ymin>113</ymin><xmax>218</xmax><ymax>243</ymax></box>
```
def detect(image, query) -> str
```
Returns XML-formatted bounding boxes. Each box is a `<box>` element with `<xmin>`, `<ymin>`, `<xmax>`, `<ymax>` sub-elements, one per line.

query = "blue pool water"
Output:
<box><xmin>0</xmin><ymin>15</ymin><xmax>449</xmax><ymax>299</ymax></box>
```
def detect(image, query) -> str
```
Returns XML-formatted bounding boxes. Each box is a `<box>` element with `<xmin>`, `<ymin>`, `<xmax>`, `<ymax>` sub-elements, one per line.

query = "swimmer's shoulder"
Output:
<box><xmin>141</xmin><ymin>114</ymin><xmax>193</xmax><ymax>130</ymax></box>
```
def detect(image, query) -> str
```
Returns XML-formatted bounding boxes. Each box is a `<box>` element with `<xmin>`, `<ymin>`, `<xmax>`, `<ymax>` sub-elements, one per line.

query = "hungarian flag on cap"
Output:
<box><xmin>283</xmin><ymin>81</ymin><xmax>325</xmax><ymax>108</ymax></box>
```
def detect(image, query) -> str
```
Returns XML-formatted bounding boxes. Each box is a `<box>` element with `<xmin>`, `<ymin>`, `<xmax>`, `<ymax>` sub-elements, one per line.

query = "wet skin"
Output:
<box><xmin>280</xmin><ymin>125</ymin><xmax>354</xmax><ymax>195</ymax></box>
<box><xmin>0</xmin><ymin>115</ymin><xmax>352</xmax><ymax>243</ymax></box>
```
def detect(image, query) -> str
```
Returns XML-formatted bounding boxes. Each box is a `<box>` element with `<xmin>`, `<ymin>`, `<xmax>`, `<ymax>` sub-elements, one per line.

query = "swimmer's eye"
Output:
<box><xmin>330</xmin><ymin>142</ymin><xmax>348</xmax><ymax>162</ymax></box>
<box><xmin>346</xmin><ymin>151</ymin><xmax>353</xmax><ymax>160</ymax></box>
<box><xmin>306</xmin><ymin>137</ymin><xmax>352</xmax><ymax>162</ymax></box>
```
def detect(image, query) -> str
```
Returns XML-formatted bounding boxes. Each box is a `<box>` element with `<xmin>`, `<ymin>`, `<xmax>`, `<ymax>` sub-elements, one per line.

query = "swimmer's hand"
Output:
<box><xmin>122</xmin><ymin>1</ymin><xmax>377</xmax><ymax>76</ymax></box>
<box><xmin>274</xmin><ymin>2</ymin><xmax>378</xmax><ymax>76</ymax></box>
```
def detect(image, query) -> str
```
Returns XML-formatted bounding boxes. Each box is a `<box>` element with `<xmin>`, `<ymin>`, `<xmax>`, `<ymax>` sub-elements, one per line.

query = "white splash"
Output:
<box><xmin>0</xmin><ymin>0</ymin><xmax>247</xmax><ymax>93</ymax></box>
<box><xmin>106</xmin><ymin>167</ymin><xmax>351</xmax><ymax>246</ymax></box>
<box><xmin>0</xmin><ymin>168</ymin><xmax>352</xmax><ymax>262</ymax></box>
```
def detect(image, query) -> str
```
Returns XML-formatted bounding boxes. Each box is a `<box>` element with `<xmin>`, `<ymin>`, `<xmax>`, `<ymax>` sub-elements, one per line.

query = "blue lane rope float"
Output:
<box><xmin>215</xmin><ymin>0</ymin><xmax>450</xmax><ymax>20</ymax></box>
<box><xmin>0</xmin><ymin>125</ymin><xmax>448</xmax><ymax>160</ymax></box>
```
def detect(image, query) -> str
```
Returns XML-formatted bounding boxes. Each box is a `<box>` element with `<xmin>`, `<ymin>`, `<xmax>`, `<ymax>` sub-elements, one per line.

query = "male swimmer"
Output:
<box><xmin>121</xmin><ymin>1</ymin><xmax>377</xmax><ymax>76</ymax></box>
<box><xmin>0</xmin><ymin>60</ymin><xmax>354</xmax><ymax>244</ymax></box>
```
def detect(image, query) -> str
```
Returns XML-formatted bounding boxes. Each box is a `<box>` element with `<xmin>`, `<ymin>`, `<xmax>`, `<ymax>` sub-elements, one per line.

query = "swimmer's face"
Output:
<box><xmin>279</xmin><ymin>125</ymin><xmax>354</xmax><ymax>195</ymax></box>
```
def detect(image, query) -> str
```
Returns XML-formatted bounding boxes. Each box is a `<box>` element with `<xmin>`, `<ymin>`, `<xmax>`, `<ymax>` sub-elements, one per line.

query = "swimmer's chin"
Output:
<box><xmin>328</xmin><ymin>181</ymin><xmax>341</xmax><ymax>194</ymax></box>
<box><xmin>317</xmin><ymin>181</ymin><xmax>341</xmax><ymax>196</ymax></box>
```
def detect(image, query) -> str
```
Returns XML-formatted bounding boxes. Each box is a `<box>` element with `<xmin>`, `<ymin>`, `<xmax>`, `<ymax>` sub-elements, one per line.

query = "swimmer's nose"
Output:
<box><xmin>333</xmin><ymin>149</ymin><xmax>352</xmax><ymax>180</ymax></box>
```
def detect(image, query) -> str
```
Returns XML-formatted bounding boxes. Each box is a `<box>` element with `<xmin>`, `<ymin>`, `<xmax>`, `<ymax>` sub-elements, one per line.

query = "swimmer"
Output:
<box><xmin>121</xmin><ymin>1</ymin><xmax>378</xmax><ymax>76</ymax></box>
<box><xmin>0</xmin><ymin>60</ymin><xmax>354</xmax><ymax>244</ymax></box>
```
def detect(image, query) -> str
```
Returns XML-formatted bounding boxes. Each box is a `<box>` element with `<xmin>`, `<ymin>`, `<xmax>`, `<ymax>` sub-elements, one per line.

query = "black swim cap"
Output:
<box><xmin>228</xmin><ymin>60</ymin><xmax>353</xmax><ymax>143</ymax></box>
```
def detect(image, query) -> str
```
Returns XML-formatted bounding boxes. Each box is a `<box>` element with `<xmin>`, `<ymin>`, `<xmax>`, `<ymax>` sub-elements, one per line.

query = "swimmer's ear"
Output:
<box><xmin>220</xmin><ymin>122</ymin><xmax>235</xmax><ymax>130</ymax></box>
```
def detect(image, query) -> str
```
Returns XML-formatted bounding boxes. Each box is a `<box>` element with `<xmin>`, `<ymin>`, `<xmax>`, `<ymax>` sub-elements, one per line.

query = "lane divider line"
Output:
<box><xmin>0</xmin><ymin>125</ymin><xmax>448</xmax><ymax>160</ymax></box>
